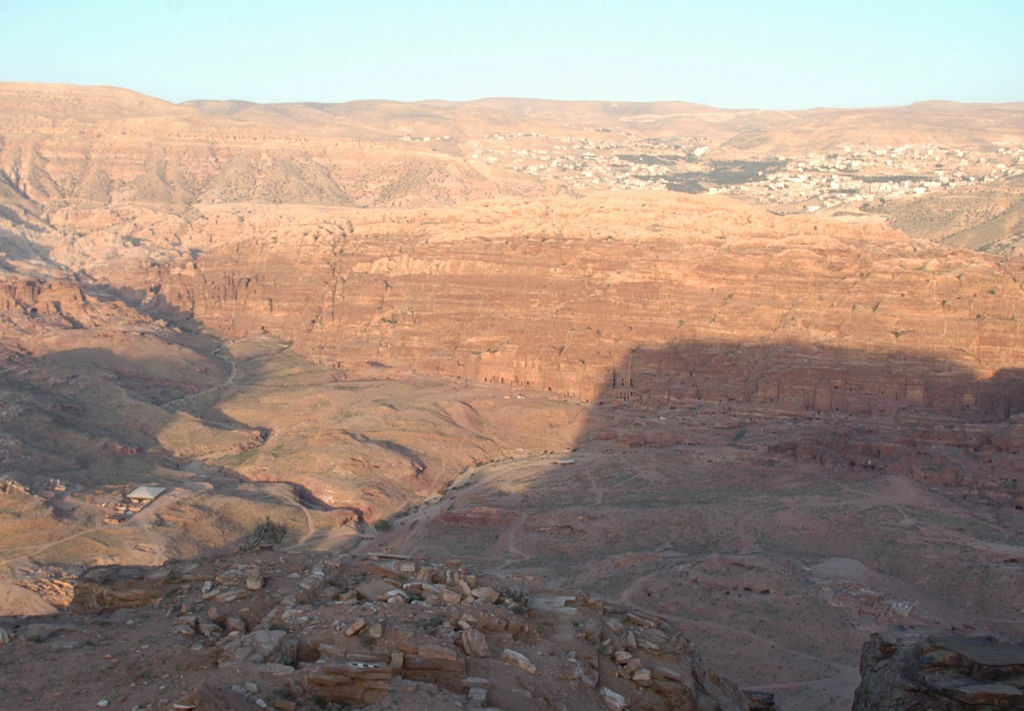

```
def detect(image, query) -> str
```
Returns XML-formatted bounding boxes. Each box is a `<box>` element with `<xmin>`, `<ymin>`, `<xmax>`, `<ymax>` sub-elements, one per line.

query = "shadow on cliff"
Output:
<box><xmin>0</xmin><ymin>338</ymin><xmax>307</xmax><ymax>544</ymax></box>
<box><xmin>590</xmin><ymin>340</ymin><xmax>1024</xmax><ymax>422</ymax></box>
<box><xmin>94</xmin><ymin>281</ymin><xmax>199</xmax><ymax>327</ymax></box>
<box><xmin>0</xmin><ymin>224</ymin><xmax>56</xmax><ymax>268</ymax></box>
<box><xmin>579</xmin><ymin>342</ymin><xmax>1024</xmax><ymax>511</ymax></box>
<box><xmin>33</xmin><ymin>344</ymin><xmax>259</xmax><ymax>434</ymax></box>
<box><xmin>395</xmin><ymin>337</ymin><xmax>1024</xmax><ymax>561</ymax></box>
<box><xmin>396</xmin><ymin>340</ymin><xmax>1024</xmax><ymax>709</ymax></box>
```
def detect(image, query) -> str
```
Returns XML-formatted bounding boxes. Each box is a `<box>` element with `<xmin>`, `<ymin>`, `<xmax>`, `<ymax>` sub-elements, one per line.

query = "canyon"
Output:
<box><xmin>1</xmin><ymin>83</ymin><xmax>1023</xmax><ymax>709</ymax></box>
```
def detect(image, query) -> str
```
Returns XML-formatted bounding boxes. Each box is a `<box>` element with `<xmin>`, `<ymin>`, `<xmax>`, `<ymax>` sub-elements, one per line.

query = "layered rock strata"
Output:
<box><xmin>853</xmin><ymin>631</ymin><xmax>1024</xmax><ymax>710</ymax></box>
<box><xmin>107</xmin><ymin>194</ymin><xmax>1024</xmax><ymax>423</ymax></box>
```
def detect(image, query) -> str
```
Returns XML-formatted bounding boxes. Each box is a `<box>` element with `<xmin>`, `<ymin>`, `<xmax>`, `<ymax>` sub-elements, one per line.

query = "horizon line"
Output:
<box><xmin>3</xmin><ymin>80</ymin><xmax>1023</xmax><ymax>115</ymax></box>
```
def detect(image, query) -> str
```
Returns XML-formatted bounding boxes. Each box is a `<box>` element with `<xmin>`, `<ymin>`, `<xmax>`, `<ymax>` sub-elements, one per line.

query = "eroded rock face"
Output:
<box><xmin>111</xmin><ymin>195</ymin><xmax>1024</xmax><ymax>423</ymax></box>
<box><xmin>3</xmin><ymin>86</ymin><xmax>1024</xmax><ymax>519</ymax></box>
<box><xmin>69</xmin><ymin>565</ymin><xmax>167</xmax><ymax>614</ymax></box>
<box><xmin>4</xmin><ymin>86</ymin><xmax>1024</xmax><ymax>426</ymax></box>
<box><xmin>0</xmin><ymin>278</ymin><xmax>86</xmax><ymax>321</ymax></box>
<box><xmin>853</xmin><ymin>631</ymin><xmax>1024</xmax><ymax>710</ymax></box>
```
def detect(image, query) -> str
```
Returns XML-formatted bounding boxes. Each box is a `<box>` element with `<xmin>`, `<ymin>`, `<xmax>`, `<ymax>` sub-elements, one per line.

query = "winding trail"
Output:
<box><xmin>286</xmin><ymin>496</ymin><xmax>317</xmax><ymax>550</ymax></box>
<box><xmin>162</xmin><ymin>343</ymin><xmax>237</xmax><ymax>410</ymax></box>
<box><xmin>160</xmin><ymin>340</ymin><xmax>330</xmax><ymax>555</ymax></box>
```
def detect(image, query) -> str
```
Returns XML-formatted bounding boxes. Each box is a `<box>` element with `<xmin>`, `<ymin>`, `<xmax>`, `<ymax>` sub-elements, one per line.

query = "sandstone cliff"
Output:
<box><xmin>97</xmin><ymin>193</ymin><xmax>1024</xmax><ymax>422</ymax></box>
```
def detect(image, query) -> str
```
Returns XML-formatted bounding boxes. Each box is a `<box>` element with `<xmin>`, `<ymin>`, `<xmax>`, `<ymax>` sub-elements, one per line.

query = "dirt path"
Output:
<box><xmin>0</xmin><ymin>524</ymin><xmax>107</xmax><ymax>569</ymax></box>
<box><xmin>500</xmin><ymin>512</ymin><xmax>531</xmax><ymax>566</ymax></box>
<box><xmin>162</xmin><ymin>343</ymin><xmax>237</xmax><ymax>410</ymax></box>
<box><xmin>613</xmin><ymin>572</ymin><xmax>860</xmax><ymax>704</ymax></box>
<box><xmin>621</xmin><ymin>593</ymin><xmax>858</xmax><ymax>676</ymax></box>
<box><xmin>285</xmin><ymin>498</ymin><xmax>317</xmax><ymax>550</ymax></box>
<box><xmin>0</xmin><ymin>486</ymin><xmax>201</xmax><ymax>571</ymax></box>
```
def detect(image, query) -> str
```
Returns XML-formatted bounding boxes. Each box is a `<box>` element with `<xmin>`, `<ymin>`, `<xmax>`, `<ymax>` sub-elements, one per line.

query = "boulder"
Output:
<box><xmin>69</xmin><ymin>566</ymin><xmax>166</xmax><ymax>614</ymax></box>
<box><xmin>460</xmin><ymin>628</ymin><xmax>490</xmax><ymax>658</ymax></box>
<box><xmin>307</xmin><ymin>659</ymin><xmax>391</xmax><ymax>705</ymax></box>
<box><xmin>355</xmin><ymin>579</ymin><xmax>398</xmax><ymax>601</ymax></box>
<box><xmin>471</xmin><ymin>586</ymin><xmax>500</xmax><ymax>604</ymax></box>
<box><xmin>599</xmin><ymin>687</ymin><xmax>626</xmax><ymax>711</ymax></box>
<box><xmin>501</xmin><ymin>648</ymin><xmax>537</xmax><ymax>674</ymax></box>
<box><xmin>402</xmin><ymin>644</ymin><xmax>467</xmax><ymax>690</ymax></box>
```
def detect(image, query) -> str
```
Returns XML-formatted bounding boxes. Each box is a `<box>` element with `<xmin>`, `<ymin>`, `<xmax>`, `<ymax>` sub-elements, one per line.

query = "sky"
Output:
<box><xmin>1</xmin><ymin>0</ymin><xmax>1022</xmax><ymax>109</ymax></box>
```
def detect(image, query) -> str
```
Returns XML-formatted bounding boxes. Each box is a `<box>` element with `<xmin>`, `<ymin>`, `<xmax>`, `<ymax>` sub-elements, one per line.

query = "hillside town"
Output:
<box><xmin>445</xmin><ymin>130</ymin><xmax>1024</xmax><ymax>212</ymax></box>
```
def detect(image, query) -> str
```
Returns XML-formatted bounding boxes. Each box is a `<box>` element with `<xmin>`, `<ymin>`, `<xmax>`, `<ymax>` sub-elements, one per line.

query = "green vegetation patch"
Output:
<box><xmin>617</xmin><ymin>154</ymin><xmax>684</xmax><ymax>166</ymax></box>
<box><xmin>705</xmin><ymin>159</ymin><xmax>787</xmax><ymax>185</ymax></box>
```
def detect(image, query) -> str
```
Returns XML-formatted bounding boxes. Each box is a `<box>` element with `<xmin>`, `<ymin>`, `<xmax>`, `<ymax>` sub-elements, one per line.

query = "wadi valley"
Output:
<box><xmin>0</xmin><ymin>83</ymin><xmax>1023</xmax><ymax>710</ymax></box>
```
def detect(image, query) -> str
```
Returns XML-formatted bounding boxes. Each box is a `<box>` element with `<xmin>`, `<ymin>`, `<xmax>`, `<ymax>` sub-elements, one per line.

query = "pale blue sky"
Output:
<box><xmin>1</xmin><ymin>0</ymin><xmax>1021</xmax><ymax>108</ymax></box>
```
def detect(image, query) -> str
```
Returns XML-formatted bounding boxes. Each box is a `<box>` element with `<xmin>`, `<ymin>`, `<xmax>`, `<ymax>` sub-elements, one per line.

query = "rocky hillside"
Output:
<box><xmin>0</xmin><ymin>548</ymin><xmax>753</xmax><ymax>711</ymax></box>
<box><xmin>853</xmin><ymin>631</ymin><xmax>1024</xmax><ymax>710</ymax></box>
<box><xmin>0</xmin><ymin>83</ymin><xmax>510</xmax><ymax>214</ymax></box>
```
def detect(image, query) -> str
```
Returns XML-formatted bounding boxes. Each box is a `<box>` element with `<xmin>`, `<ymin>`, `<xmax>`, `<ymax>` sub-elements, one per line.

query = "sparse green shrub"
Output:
<box><xmin>373</xmin><ymin>519</ymin><xmax>392</xmax><ymax>532</ymax></box>
<box><xmin>243</xmin><ymin>517</ymin><xmax>287</xmax><ymax>550</ymax></box>
<box><xmin>501</xmin><ymin>585</ymin><xmax>529</xmax><ymax>608</ymax></box>
<box><xmin>421</xmin><ymin>615</ymin><xmax>444</xmax><ymax>631</ymax></box>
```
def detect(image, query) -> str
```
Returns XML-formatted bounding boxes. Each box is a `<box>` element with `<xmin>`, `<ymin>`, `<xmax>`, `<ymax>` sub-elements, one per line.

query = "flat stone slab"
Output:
<box><xmin>933</xmin><ymin>636</ymin><xmax>1024</xmax><ymax>668</ymax></box>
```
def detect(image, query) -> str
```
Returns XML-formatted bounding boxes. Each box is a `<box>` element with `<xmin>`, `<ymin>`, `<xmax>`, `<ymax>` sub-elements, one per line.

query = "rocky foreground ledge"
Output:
<box><xmin>853</xmin><ymin>631</ymin><xmax>1024</xmax><ymax>710</ymax></box>
<box><xmin>0</xmin><ymin>549</ymin><xmax>761</xmax><ymax>710</ymax></box>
